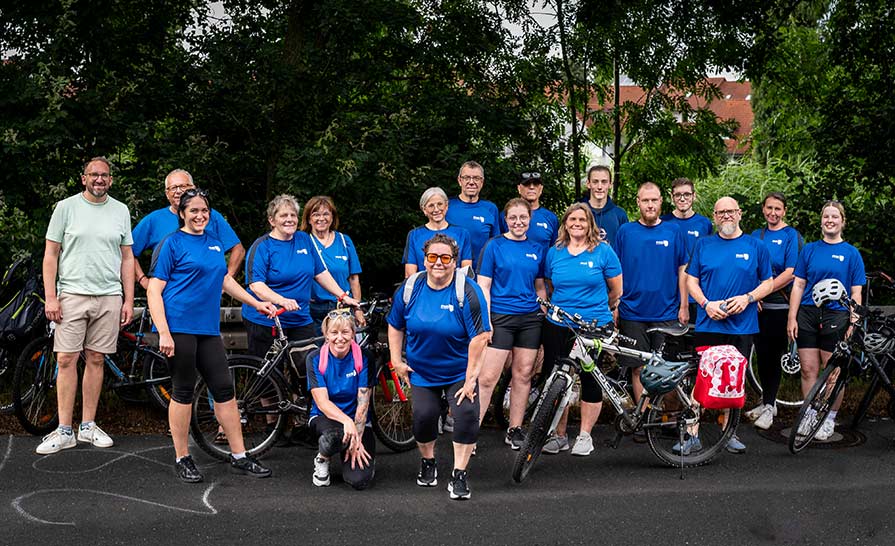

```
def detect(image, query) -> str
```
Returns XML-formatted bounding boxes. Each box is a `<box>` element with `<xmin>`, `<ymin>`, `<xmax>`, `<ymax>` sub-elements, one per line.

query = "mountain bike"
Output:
<box><xmin>12</xmin><ymin>305</ymin><xmax>172</xmax><ymax>435</ymax></box>
<box><xmin>849</xmin><ymin>271</ymin><xmax>895</xmax><ymax>429</ymax></box>
<box><xmin>190</xmin><ymin>297</ymin><xmax>414</xmax><ymax>461</ymax></box>
<box><xmin>513</xmin><ymin>299</ymin><xmax>740</xmax><ymax>483</ymax></box>
<box><xmin>789</xmin><ymin>279</ymin><xmax>895</xmax><ymax>453</ymax></box>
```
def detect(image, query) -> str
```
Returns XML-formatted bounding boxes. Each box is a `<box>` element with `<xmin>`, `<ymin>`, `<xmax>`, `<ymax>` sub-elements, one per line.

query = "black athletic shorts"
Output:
<box><xmin>796</xmin><ymin>306</ymin><xmax>849</xmax><ymax>352</ymax></box>
<box><xmin>617</xmin><ymin>319</ymin><xmax>678</xmax><ymax>368</ymax></box>
<box><xmin>489</xmin><ymin>311</ymin><xmax>542</xmax><ymax>350</ymax></box>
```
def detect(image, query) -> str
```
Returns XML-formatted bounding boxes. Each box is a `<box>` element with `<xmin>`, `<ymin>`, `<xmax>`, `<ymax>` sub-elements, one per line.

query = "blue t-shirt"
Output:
<box><xmin>149</xmin><ymin>230</ymin><xmax>227</xmax><ymax>335</ymax></box>
<box><xmin>750</xmin><ymin>226</ymin><xmax>803</xmax><ymax>305</ymax></box>
<box><xmin>527</xmin><ymin>207</ymin><xmax>560</xmax><ymax>252</ymax></box>
<box><xmin>544</xmin><ymin>243</ymin><xmax>622</xmax><ymax>327</ymax></box>
<box><xmin>132</xmin><ymin>207</ymin><xmax>241</xmax><ymax>256</ymax></box>
<box><xmin>686</xmin><ymin>234</ymin><xmax>773</xmax><ymax>335</ymax></box>
<box><xmin>387</xmin><ymin>276</ymin><xmax>491</xmax><ymax>387</ymax></box>
<box><xmin>659</xmin><ymin>213</ymin><xmax>714</xmax><ymax>258</ymax></box>
<box><xmin>793</xmin><ymin>240</ymin><xmax>865</xmax><ymax>312</ymax></box>
<box><xmin>477</xmin><ymin>235</ymin><xmax>545</xmax><ymax>315</ymax></box>
<box><xmin>445</xmin><ymin>198</ymin><xmax>503</xmax><ymax>268</ymax></box>
<box><xmin>242</xmin><ymin>232</ymin><xmax>325</xmax><ymax>327</ymax></box>
<box><xmin>402</xmin><ymin>224</ymin><xmax>473</xmax><ymax>270</ymax></box>
<box><xmin>584</xmin><ymin>197</ymin><xmax>629</xmax><ymax>249</ymax></box>
<box><xmin>308</xmin><ymin>232</ymin><xmax>362</xmax><ymax>303</ymax></box>
<box><xmin>306</xmin><ymin>348</ymin><xmax>373</xmax><ymax>423</ymax></box>
<box><xmin>616</xmin><ymin>221</ymin><xmax>688</xmax><ymax>322</ymax></box>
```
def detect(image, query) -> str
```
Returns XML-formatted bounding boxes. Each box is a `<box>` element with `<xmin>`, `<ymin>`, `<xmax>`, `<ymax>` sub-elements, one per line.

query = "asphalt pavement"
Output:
<box><xmin>2</xmin><ymin>418</ymin><xmax>895</xmax><ymax>545</ymax></box>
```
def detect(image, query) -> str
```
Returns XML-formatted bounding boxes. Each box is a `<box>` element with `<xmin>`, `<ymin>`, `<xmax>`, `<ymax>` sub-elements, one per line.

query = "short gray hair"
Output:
<box><xmin>267</xmin><ymin>194</ymin><xmax>301</xmax><ymax>219</ymax></box>
<box><xmin>419</xmin><ymin>187</ymin><xmax>448</xmax><ymax>209</ymax></box>
<box><xmin>458</xmin><ymin>160</ymin><xmax>484</xmax><ymax>178</ymax></box>
<box><xmin>164</xmin><ymin>168</ymin><xmax>194</xmax><ymax>187</ymax></box>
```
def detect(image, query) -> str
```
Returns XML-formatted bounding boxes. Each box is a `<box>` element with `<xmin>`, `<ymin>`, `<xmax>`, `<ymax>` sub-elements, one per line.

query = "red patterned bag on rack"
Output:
<box><xmin>693</xmin><ymin>345</ymin><xmax>747</xmax><ymax>409</ymax></box>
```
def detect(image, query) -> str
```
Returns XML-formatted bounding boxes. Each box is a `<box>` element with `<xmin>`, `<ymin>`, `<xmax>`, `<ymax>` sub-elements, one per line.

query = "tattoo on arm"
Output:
<box><xmin>355</xmin><ymin>387</ymin><xmax>371</xmax><ymax>434</ymax></box>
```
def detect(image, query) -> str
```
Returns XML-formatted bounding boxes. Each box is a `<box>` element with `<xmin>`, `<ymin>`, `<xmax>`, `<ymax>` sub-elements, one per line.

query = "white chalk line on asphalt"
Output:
<box><xmin>0</xmin><ymin>435</ymin><xmax>12</xmax><ymax>475</ymax></box>
<box><xmin>11</xmin><ymin>482</ymin><xmax>219</xmax><ymax>526</ymax></box>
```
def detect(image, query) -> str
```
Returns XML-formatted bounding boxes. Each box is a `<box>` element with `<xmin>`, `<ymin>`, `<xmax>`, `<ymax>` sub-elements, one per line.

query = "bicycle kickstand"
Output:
<box><xmin>677</xmin><ymin>418</ymin><xmax>686</xmax><ymax>480</ymax></box>
<box><xmin>604</xmin><ymin>430</ymin><xmax>623</xmax><ymax>450</ymax></box>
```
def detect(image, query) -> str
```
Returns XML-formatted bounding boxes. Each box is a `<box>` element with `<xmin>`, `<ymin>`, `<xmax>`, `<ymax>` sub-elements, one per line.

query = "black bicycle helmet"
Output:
<box><xmin>812</xmin><ymin>278</ymin><xmax>847</xmax><ymax>307</ymax></box>
<box><xmin>640</xmin><ymin>357</ymin><xmax>692</xmax><ymax>395</ymax></box>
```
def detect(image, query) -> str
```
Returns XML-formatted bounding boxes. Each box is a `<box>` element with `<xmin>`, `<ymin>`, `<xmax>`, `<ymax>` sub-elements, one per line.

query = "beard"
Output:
<box><xmin>87</xmin><ymin>185</ymin><xmax>108</xmax><ymax>199</ymax></box>
<box><xmin>719</xmin><ymin>222</ymin><xmax>738</xmax><ymax>236</ymax></box>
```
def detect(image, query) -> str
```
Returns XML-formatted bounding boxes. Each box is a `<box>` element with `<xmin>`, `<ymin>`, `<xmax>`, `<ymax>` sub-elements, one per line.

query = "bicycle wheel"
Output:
<box><xmin>512</xmin><ymin>375</ymin><xmax>568</xmax><ymax>483</ymax></box>
<box><xmin>0</xmin><ymin>346</ymin><xmax>15</xmax><ymax>414</ymax></box>
<box><xmin>13</xmin><ymin>336</ymin><xmax>60</xmax><ymax>435</ymax></box>
<box><xmin>746</xmin><ymin>343</ymin><xmax>804</xmax><ymax>408</ymax></box>
<box><xmin>190</xmin><ymin>356</ymin><xmax>288</xmax><ymax>461</ymax></box>
<box><xmin>644</xmin><ymin>368</ymin><xmax>740</xmax><ymax>467</ymax></box>
<box><xmin>144</xmin><ymin>351</ymin><xmax>172</xmax><ymax>410</ymax></box>
<box><xmin>370</xmin><ymin>361</ymin><xmax>415</xmax><ymax>452</ymax></box>
<box><xmin>788</xmin><ymin>363</ymin><xmax>845</xmax><ymax>454</ymax></box>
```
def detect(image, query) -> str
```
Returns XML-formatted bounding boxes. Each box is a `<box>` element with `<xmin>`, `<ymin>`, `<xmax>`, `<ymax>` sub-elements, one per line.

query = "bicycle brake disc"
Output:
<box><xmin>780</xmin><ymin>352</ymin><xmax>801</xmax><ymax>374</ymax></box>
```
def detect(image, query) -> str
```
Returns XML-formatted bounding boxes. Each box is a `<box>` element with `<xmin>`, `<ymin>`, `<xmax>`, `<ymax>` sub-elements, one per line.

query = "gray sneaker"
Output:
<box><xmin>542</xmin><ymin>434</ymin><xmax>569</xmax><ymax>455</ymax></box>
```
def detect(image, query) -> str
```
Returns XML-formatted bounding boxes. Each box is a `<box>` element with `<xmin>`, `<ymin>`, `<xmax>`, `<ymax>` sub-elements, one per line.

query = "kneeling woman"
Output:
<box><xmin>148</xmin><ymin>189</ymin><xmax>277</xmax><ymax>483</ymax></box>
<box><xmin>387</xmin><ymin>233</ymin><xmax>491</xmax><ymax>500</ymax></box>
<box><xmin>306</xmin><ymin>310</ymin><xmax>375</xmax><ymax>490</ymax></box>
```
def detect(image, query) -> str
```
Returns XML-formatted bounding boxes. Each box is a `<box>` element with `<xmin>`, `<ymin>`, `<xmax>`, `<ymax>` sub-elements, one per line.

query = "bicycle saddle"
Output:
<box><xmin>646</xmin><ymin>323</ymin><xmax>689</xmax><ymax>337</ymax></box>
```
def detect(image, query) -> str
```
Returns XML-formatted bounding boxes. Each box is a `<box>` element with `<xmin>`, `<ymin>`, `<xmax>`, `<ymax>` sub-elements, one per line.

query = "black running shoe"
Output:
<box><xmin>416</xmin><ymin>457</ymin><xmax>437</xmax><ymax>487</ymax></box>
<box><xmin>175</xmin><ymin>455</ymin><xmax>204</xmax><ymax>484</ymax></box>
<box><xmin>504</xmin><ymin>427</ymin><xmax>526</xmax><ymax>450</ymax></box>
<box><xmin>448</xmin><ymin>468</ymin><xmax>471</xmax><ymax>500</ymax></box>
<box><xmin>230</xmin><ymin>454</ymin><xmax>272</xmax><ymax>478</ymax></box>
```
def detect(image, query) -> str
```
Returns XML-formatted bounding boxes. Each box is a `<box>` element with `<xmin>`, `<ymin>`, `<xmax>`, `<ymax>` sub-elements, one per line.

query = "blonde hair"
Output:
<box><xmin>556</xmin><ymin>203</ymin><xmax>601</xmax><ymax>251</ymax></box>
<box><xmin>321</xmin><ymin>310</ymin><xmax>356</xmax><ymax>338</ymax></box>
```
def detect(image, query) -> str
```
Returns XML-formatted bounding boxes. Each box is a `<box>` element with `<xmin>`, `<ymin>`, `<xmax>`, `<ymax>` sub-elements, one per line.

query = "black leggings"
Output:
<box><xmin>412</xmin><ymin>380</ymin><xmax>479</xmax><ymax>444</ymax></box>
<box><xmin>754</xmin><ymin>309</ymin><xmax>788</xmax><ymax>405</ymax></box>
<box><xmin>169</xmin><ymin>334</ymin><xmax>233</xmax><ymax>404</ymax></box>
<box><xmin>541</xmin><ymin>320</ymin><xmax>603</xmax><ymax>403</ymax></box>
<box><xmin>244</xmin><ymin>319</ymin><xmax>316</xmax><ymax>358</ymax></box>
<box><xmin>310</xmin><ymin>416</ymin><xmax>376</xmax><ymax>490</ymax></box>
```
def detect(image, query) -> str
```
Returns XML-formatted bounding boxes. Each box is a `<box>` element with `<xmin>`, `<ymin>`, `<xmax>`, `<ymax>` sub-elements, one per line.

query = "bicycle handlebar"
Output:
<box><xmin>537</xmin><ymin>297</ymin><xmax>637</xmax><ymax>347</ymax></box>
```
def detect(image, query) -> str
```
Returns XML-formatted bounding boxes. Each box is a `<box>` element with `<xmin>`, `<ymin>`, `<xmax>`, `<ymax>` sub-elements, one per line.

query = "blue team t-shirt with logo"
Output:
<box><xmin>133</xmin><ymin>207</ymin><xmax>241</xmax><ymax>256</ymax></box>
<box><xmin>544</xmin><ymin>243</ymin><xmax>622</xmax><ymax>327</ymax></box>
<box><xmin>660</xmin><ymin>213</ymin><xmax>713</xmax><ymax>258</ymax></box>
<box><xmin>527</xmin><ymin>207</ymin><xmax>560</xmax><ymax>251</ymax></box>
<box><xmin>686</xmin><ymin>234</ymin><xmax>773</xmax><ymax>335</ymax></box>
<box><xmin>477</xmin><ymin>235</ymin><xmax>545</xmax><ymax>315</ymax></box>
<box><xmin>306</xmin><ymin>348</ymin><xmax>373</xmax><ymax>423</ymax></box>
<box><xmin>309</xmin><ymin>232</ymin><xmax>362</xmax><ymax>303</ymax></box>
<box><xmin>402</xmin><ymin>225</ymin><xmax>473</xmax><ymax>270</ymax></box>
<box><xmin>387</xmin><ymin>276</ymin><xmax>491</xmax><ymax>387</ymax></box>
<box><xmin>750</xmin><ymin>226</ymin><xmax>802</xmax><ymax>305</ymax></box>
<box><xmin>794</xmin><ymin>240</ymin><xmax>865</xmax><ymax>312</ymax></box>
<box><xmin>242</xmin><ymin>232</ymin><xmax>325</xmax><ymax>328</ymax></box>
<box><xmin>149</xmin><ymin>230</ymin><xmax>228</xmax><ymax>335</ymax></box>
<box><xmin>446</xmin><ymin>198</ymin><xmax>503</xmax><ymax>267</ymax></box>
<box><xmin>616</xmin><ymin>221</ymin><xmax>688</xmax><ymax>322</ymax></box>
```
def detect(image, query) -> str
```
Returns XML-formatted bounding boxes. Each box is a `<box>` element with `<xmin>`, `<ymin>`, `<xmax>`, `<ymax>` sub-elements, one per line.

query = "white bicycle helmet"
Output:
<box><xmin>811</xmin><ymin>278</ymin><xmax>848</xmax><ymax>307</ymax></box>
<box><xmin>864</xmin><ymin>333</ymin><xmax>895</xmax><ymax>354</ymax></box>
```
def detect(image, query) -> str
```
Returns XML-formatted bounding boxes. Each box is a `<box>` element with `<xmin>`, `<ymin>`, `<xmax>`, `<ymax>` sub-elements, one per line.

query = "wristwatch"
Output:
<box><xmin>747</xmin><ymin>293</ymin><xmax>755</xmax><ymax>304</ymax></box>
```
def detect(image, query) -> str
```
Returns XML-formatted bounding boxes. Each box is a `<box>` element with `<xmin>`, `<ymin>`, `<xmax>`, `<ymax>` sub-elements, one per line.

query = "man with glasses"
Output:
<box><xmin>446</xmin><ymin>161</ymin><xmax>503</xmax><ymax>268</ymax></box>
<box><xmin>517</xmin><ymin>171</ymin><xmax>558</xmax><ymax>251</ymax></box>
<box><xmin>38</xmin><ymin>156</ymin><xmax>135</xmax><ymax>454</ymax></box>
<box><xmin>685</xmin><ymin>196</ymin><xmax>774</xmax><ymax>454</ymax></box>
<box><xmin>581</xmin><ymin>165</ymin><xmax>628</xmax><ymax>249</ymax></box>
<box><xmin>131</xmin><ymin>169</ymin><xmax>245</xmax><ymax>291</ymax></box>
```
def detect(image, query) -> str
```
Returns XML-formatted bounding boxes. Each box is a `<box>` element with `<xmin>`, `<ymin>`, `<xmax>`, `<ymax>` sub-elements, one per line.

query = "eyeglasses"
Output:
<box><xmin>311</xmin><ymin>211</ymin><xmax>332</xmax><ymax>219</ymax></box>
<box><xmin>424</xmin><ymin>201</ymin><xmax>446</xmax><ymax>211</ymax></box>
<box><xmin>85</xmin><ymin>172</ymin><xmax>111</xmax><ymax>180</ymax></box>
<box><xmin>713</xmin><ymin>209</ymin><xmax>740</xmax><ymax>218</ymax></box>
<box><xmin>425</xmin><ymin>253</ymin><xmax>454</xmax><ymax>265</ymax></box>
<box><xmin>672</xmin><ymin>192</ymin><xmax>693</xmax><ymax>200</ymax></box>
<box><xmin>183</xmin><ymin>189</ymin><xmax>209</xmax><ymax>199</ymax></box>
<box><xmin>326</xmin><ymin>308</ymin><xmax>354</xmax><ymax>320</ymax></box>
<box><xmin>459</xmin><ymin>175</ymin><xmax>484</xmax><ymax>183</ymax></box>
<box><xmin>166</xmin><ymin>184</ymin><xmax>195</xmax><ymax>193</ymax></box>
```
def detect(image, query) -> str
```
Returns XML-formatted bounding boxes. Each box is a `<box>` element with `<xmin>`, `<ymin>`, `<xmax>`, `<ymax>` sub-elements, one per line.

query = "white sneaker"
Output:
<box><xmin>77</xmin><ymin>423</ymin><xmax>114</xmax><ymax>448</ymax></box>
<box><xmin>815</xmin><ymin>418</ymin><xmax>836</xmax><ymax>441</ymax></box>
<box><xmin>796</xmin><ymin>409</ymin><xmax>819</xmax><ymax>437</ymax></box>
<box><xmin>570</xmin><ymin>432</ymin><xmax>594</xmax><ymax>456</ymax></box>
<box><xmin>754</xmin><ymin>405</ymin><xmax>775</xmax><ymax>430</ymax></box>
<box><xmin>746</xmin><ymin>403</ymin><xmax>778</xmax><ymax>422</ymax></box>
<box><xmin>36</xmin><ymin>428</ymin><xmax>77</xmax><ymax>455</ymax></box>
<box><xmin>313</xmin><ymin>455</ymin><xmax>331</xmax><ymax>487</ymax></box>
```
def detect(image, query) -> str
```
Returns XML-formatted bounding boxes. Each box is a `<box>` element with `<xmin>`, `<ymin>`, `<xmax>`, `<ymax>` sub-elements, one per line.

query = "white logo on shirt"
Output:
<box><xmin>335</xmin><ymin>255</ymin><xmax>348</xmax><ymax>261</ymax></box>
<box><xmin>440</xmin><ymin>304</ymin><xmax>455</xmax><ymax>312</ymax></box>
<box><xmin>296</xmin><ymin>249</ymin><xmax>309</xmax><ymax>255</ymax></box>
<box><xmin>832</xmin><ymin>254</ymin><xmax>845</xmax><ymax>262</ymax></box>
<box><xmin>772</xmin><ymin>239</ymin><xmax>783</xmax><ymax>245</ymax></box>
<box><xmin>208</xmin><ymin>245</ymin><xmax>221</xmax><ymax>252</ymax></box>
<box><xmin>536</xmin><ymin>222</ymin><xmax>549</xmax><ymax>230</ymax></box>
<box><xmin>688</xmin><ymin>230</ymin><xmax>700</xmax><ymax>237</ymax></box>
<box><xmin>472</xmin><ymin>215</ymin><xmax>485</xmax><ymax>223</ymax></box>
<box><xmin>579</xmin><ymin>261</ymin><xmax>594</xmax><ymax>268</ymax></box>
<box><xmin>345</xmin><ymin>370</ymin><xmax>357</xmax><ymax>378</ymax></box>
<box><xmin>736</xmin><ymin>253</ymin><xmax>750</xmax><ymax>261</ymax></box>
<box><xmin>655</xmin><ymin>240</ymin><xmax>669</xmax><ymax>247</ymax></box>
<box><xmin>525</xmin><ymin>253</ymin><xmax>538</xmax><ymax>261</ymax></box>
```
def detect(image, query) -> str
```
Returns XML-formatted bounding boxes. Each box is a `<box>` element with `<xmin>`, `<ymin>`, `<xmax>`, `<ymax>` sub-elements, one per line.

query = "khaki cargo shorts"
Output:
<box><xmin>54</xmin><ymin>293</ymin><xmax>122</xmax><ymax>354</ymax></box>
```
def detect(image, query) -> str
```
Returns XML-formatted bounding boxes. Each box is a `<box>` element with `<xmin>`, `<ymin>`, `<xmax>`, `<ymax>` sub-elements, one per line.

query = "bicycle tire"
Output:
<box><xmin>850</xmin><ymin>368</ymin><xmax>882</xmax><ymax>430</ymax></box>
<box><xmin>644</xmin><ymin>368</ymin><xmax>740</xmax><ymax>467</ymax></box>
<box><xmin>144</xmin><ymin>351</ymin><xmax>172</xmax><ymax>410</ymax></box>
<box><xmin>13</xmin><ymin>335</ymin><xmax>60</xmax><ymax>436</ymax></box>
<box><xmin>370</xmin><ymin>360</ymin><xmax>415</xmax><ymax>452</ymax></box>
<box><xmin>788</xmin><ymin>363</ymin><xmax>844</xmax><ymax>454</ymax></box>
<box><xmin>189</xmin><ymin>356</ymin><xmax>289</xmax><ymax>461</ymax></box>
<box><xmin>0</xmin><ymin>346</ymin><xmax>15</xmax><ymax>414</ymax></box>
<box><xmin>512</xmin><ymin>375</ymin><xmax>567</xmax><ymax>483</ymax></box>
<box><xmin>745</xmin><ymin>344</ymin><xmax>804</xmax><ymax>408</ymax></box>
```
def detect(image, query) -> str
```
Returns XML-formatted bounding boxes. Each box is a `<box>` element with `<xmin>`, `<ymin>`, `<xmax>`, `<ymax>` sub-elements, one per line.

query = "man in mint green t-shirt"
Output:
<box><xmin>38</xmin><ymin>156</ymin><xmax>135</xmax><ymax>455</ymax></box>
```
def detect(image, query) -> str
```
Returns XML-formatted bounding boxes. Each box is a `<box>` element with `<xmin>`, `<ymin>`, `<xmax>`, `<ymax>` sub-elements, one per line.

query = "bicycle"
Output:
<box><xmin>788</xmin><ymin>278</ymin><xmax>895</xmax><ymax>453</ymax></box>
<box><xmin>513</xmin><ymin>299</ymin><xmax>740</xmax><ymax>483</ymax></box>
<box><xmin>12</xmin><ymin>305</ymin><xmax>172</xmax><ymax>436</ymax></box>
<box><xmin>189</xmin><ymin>297</ymin><xmax>415</xmax><ymax>461</ymax></box>
<box><xmin>849</xmin><ymin>271</ymin><xmax>895</xmax><ymax>429</ymax></box>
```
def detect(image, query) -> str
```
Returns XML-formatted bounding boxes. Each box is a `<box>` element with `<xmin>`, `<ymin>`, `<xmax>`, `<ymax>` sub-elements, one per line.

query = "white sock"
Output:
<box><xmin>231</xmin><ymin>451</ymin><xmax>246</xmax><ymax>460</ymax></box>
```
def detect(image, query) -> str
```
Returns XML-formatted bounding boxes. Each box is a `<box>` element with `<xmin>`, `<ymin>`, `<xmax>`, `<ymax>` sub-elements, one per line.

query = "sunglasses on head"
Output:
<box><xmin>326</xmin><ymin>308</ymin><xmax>354</xmax><ymax>320</ymax></box>
<box><xmin>425</xmin><ymin>253</ymin><xmax>454</xmax><ymax>265</ymax></box>
<box><xmin>183</xmin><ymin>188</ymin><xmax>209</xmax><ymax>199</ymax></box>
<box><xmin>520</xmin><ymin>172</ymin><xmax>541</xmax><ymax>183</ymax></box>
